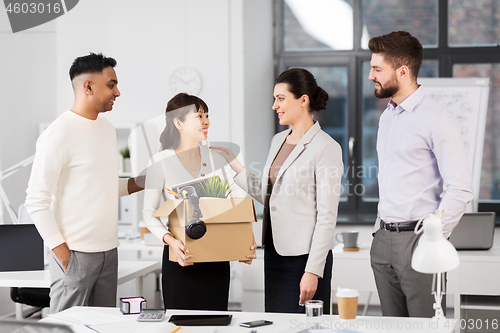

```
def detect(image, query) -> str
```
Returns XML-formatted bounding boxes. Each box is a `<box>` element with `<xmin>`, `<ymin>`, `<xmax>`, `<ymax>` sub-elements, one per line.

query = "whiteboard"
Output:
<box><xmin>417</xmin><ymin>77</ymin><xmax>490</xmax><ymax>212</ymax></box>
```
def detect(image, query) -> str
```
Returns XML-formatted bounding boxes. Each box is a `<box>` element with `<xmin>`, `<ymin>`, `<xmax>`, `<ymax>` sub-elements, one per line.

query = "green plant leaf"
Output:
<box><xmin>120</xmin><ymin>147</ymin><xmax>130</xmax><ymax>158</ymax></box>
<box><xmin>199</xmin><ymin>176</ymin><xmax>234</xmax><ymax>198</ymax></box>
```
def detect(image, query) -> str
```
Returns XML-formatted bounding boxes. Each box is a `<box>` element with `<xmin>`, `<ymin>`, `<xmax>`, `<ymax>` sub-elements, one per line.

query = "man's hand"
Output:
<box><xmin>52</xmin><ymin>243</ymin><xmax>71</xmax><ymax>272</ymax></box>
<box><xmin>299</xmin><ymin>272</ymin><xmax>319</xmax><ymax>306</ymax></box>
<box><xmin>128</xmin><ymin>175</ymin><xmax>145</xmax><ymax>194</ymax></box>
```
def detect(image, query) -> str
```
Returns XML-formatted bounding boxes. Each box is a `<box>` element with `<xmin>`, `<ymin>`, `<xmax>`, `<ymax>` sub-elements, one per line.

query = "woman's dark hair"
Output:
<box><xmin>159</xmin><ymin>93</ymin><xmax>209</xmax><ymax>150</ymax></box>
<box><xmin>69</xmin><ymin>52</ymin><xmax>117</xmax><ymax>81</ymax></box>
<box><xmin>275</xmin><ymin>68</ymin><xmax>329</xmax><ymax>112</ymax></box>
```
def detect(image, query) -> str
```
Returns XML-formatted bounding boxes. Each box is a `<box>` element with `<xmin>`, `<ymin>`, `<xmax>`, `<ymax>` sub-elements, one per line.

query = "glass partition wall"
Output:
<box><xmin>275</xmin><ymin>0</ymin><xmax>500</xmax><ymax>219</ymax></box>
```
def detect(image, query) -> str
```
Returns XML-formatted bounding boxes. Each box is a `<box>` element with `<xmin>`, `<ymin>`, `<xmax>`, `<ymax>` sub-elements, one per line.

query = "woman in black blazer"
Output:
<box><xmin>212</xmin><ymin>68</ymin><xmax>343</xmax><ymax>313</ymax></box>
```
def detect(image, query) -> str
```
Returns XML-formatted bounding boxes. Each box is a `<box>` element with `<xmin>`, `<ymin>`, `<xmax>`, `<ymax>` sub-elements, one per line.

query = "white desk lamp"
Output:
<box><xmin>0</xmin><ymin>155</ymin><xmax>35</xmax><ymax>224</ymax></box>
<box><xmin>411</xmin><ymin>210</ymin><xmax>459</xmax><ymax>319</ymax></box>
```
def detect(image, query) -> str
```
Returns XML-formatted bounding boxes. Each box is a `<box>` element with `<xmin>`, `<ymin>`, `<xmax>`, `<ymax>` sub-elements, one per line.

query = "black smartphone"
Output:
<box><xmin>239</xmin><ymin>320</ymin><xmax>273</xmax><ymax>328</ymax></box>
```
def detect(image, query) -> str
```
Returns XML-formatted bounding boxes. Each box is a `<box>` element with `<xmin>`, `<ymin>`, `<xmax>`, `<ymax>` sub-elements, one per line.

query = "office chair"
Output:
<box><xmin>0</xmin><ymin>319</ymin><xmax>74</xmax><ymax>333</ymax></box>
<box><xmin>10</xmin><ymin>287</ymin><xmax>50</xmax><ymax>319</ymax></box>
<box><xmin>9</xmin><ymin>205</ymin><xmax>51</xmax><ymax>318</ymax></box>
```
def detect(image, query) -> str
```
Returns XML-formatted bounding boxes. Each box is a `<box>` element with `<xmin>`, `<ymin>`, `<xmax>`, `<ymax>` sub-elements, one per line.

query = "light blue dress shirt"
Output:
<box><xmin>375</xmin><ymin>86</ymin><xmax>473</xmax><ymax>237</ymax></box>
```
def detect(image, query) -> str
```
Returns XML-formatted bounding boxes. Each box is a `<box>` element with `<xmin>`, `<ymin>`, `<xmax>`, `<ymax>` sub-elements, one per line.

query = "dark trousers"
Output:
<box><xmin>264</xmin><ymin>225</ymin><xmax>332</xmax><ymax>313</ymax></box>
<box><xmin>370</xmin><ymin>228</ymin><xmax>445</xmax><ymax>317</ymax></box>
<box><xmin>161</xmin><ymin>246</ymin><xmax>230</xmax><ymax>310</ymax></box>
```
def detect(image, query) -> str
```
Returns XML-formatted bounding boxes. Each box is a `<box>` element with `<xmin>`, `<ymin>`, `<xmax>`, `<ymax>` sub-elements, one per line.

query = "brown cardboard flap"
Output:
<box><xmin>152</xmin><ymin>199</ymin><xmax>183</xmax><ymax>217</ymax></box>
<box><xmin>154</xmin><ymin>197</ymin><xmax>257</xmax><ymax>224</ymax></box>
<box><xmin>198</xmin><ymin>198</ymin><xmax>257</xmax><ymax>224</ymax></box>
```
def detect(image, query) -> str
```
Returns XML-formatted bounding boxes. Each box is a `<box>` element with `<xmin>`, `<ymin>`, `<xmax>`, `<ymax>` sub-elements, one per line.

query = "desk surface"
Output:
<box><xmin>41</xmin><ymin>306</ymin><xmax>454</xmax><ymax>333</ymax></box>
<box><xmin>0</xmin><ymin>260</ymin><xmax>161</xmax><ymax>288</ymax></box>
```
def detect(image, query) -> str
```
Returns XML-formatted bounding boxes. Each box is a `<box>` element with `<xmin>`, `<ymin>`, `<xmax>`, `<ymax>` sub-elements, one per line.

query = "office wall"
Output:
<box><xmin>0</xmin><ymin>0</ymin><xmax>274</xmax><ymax>223</ymax></box>
<box><xmin>0</xmin><ymin>0</ymin><xmax>273</xmax><ymax>316</ymax></box>
<box><xmin>54</xmin><ymin>0</ymin><xmax>274</xmax><ymax>157</ymax></box>
<box><xmin>0</xmin><ymin>16</ymin><xmax>58</xmax><ymax>224</ymax></box>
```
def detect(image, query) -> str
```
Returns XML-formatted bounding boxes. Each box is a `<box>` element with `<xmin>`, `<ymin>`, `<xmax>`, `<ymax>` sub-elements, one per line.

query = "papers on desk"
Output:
<box><xmin>47</xmin><ymin>309</ymin><xmax>215</xmax><ymax>333</ymax></box>
<box><xmin>48</xmin><ymin>311</ymin><xmax>129</xmax><ymax>326</ymax></box>
<box><xmin>95</xmin><ymin>321</ymin><xmax>177</xmax><ymax>333</ymax></box>
<box><xmin>95</xmin><ymin>321</ymin><xmax>214</xmax><ymax>333</ymax></box>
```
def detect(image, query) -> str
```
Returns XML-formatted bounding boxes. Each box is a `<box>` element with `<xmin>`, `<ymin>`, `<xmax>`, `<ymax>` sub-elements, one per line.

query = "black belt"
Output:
<box><xmin>380</xmin><ymin>220</ymin><xmax>418</xmax><ymax>232</ymax></box>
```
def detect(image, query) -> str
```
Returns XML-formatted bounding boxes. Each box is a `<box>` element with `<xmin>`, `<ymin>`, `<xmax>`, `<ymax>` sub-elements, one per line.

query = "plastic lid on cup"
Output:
<box><xmin>336</xmin><ymin>287</ymin><xmax>359</xmax><ymax>298</ymax></box>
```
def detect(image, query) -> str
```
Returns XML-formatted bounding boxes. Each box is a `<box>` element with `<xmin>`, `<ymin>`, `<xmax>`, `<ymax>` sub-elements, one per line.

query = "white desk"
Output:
<box><xmin>332</xmin><ymin>242</ymin><xmax>500</xmax><ymax>333</ymax></box>
<box><xmin>41</xmin><ymin>306</ymin><xmax>455</xmax><ymax>333</ymax></box>
<box><xmin>118</xmin><ymin>238</ymin><xmax>164</xmax><ymax>261</ymax></box>
<box><xmin>0</xmin><ymin>260</ymin><xmax>160</xmax><ymax>319</ymax></box>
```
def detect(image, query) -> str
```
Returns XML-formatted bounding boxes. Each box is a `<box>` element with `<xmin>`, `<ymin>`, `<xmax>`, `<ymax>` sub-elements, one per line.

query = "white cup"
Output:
<box><xmin>305</xmin><ymin>300</ymin><xmax>323</xmax><ymax>329</ymax></box>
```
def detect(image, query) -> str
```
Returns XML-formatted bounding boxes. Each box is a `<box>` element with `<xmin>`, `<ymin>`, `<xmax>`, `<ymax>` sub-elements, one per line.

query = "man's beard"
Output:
<box><xmin>374</xmin><ymin>76</ymin><xmax>399</xmax><ymax>99</ymax></box>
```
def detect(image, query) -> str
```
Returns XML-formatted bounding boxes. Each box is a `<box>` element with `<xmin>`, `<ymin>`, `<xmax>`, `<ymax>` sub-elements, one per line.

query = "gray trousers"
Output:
<box><xmin>48</xmin><ymin>247</ymin><xmax>118</xmax><ymax>313</ymax></box>
<box><xmin>370</xmin><ymin>229</ymin><xmax>441</xmax><ymax>318</ymax></box>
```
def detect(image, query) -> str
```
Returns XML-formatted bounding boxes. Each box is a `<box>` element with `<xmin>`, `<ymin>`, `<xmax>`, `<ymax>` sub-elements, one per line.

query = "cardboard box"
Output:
<box><xmin>139</xmin><ymin>227</ymin><xmax>150</xmax><ymax>240</ymax></box>
<box><xmin>153</xmin><ymin>197</ymin><xmax>256</xmax><ymax>263</ymax></box>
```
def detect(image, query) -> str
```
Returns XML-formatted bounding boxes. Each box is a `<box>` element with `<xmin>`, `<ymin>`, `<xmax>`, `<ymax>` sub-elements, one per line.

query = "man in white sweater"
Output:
<box><xmin>25</xmin><ymin>53</ymin><xmax>142</xmax><ymax>313</ymax></box>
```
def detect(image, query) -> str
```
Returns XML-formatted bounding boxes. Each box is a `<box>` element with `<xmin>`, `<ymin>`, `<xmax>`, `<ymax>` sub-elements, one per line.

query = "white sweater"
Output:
<box><xmin>25</xmin><ymin>111</ymin><xmax>128</xmax><ymax>252</ymax></box>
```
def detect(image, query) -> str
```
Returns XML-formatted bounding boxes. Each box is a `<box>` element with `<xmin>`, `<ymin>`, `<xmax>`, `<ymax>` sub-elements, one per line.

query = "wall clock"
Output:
<box><xmin>170</xmin><ymin>67</ymin><xmax>202</xmax><ymax>95</ymax></box>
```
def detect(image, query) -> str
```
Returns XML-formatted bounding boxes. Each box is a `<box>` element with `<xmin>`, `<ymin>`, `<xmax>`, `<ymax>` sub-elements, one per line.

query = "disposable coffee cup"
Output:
<box><xmin>335</xmin><ymin>231</ymin><xmax>359</xmax><ymax>249</ymax></box>
<box><xmin>336</xmin><ymin>288</ymin><xmax>359</xmax><ymax>320</ymax></box>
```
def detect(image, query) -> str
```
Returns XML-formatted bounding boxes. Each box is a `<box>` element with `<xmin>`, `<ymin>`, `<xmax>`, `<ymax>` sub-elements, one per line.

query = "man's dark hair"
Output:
<box><xmin>368</xmin><ymin>31</ymin><xmax>423</xmax><ymax>80</ymax></box>
<box><xmin>69</xmin><ymin>52</ymin><xmax>117</xmax><ymax>81</ymax></box>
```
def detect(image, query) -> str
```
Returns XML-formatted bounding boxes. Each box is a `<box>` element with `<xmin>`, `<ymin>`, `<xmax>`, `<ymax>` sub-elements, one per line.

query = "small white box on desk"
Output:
<box><xmin>120</xmin><ymin>297</ymin><xmax>146</xmax><ymax>314</ymax></box>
